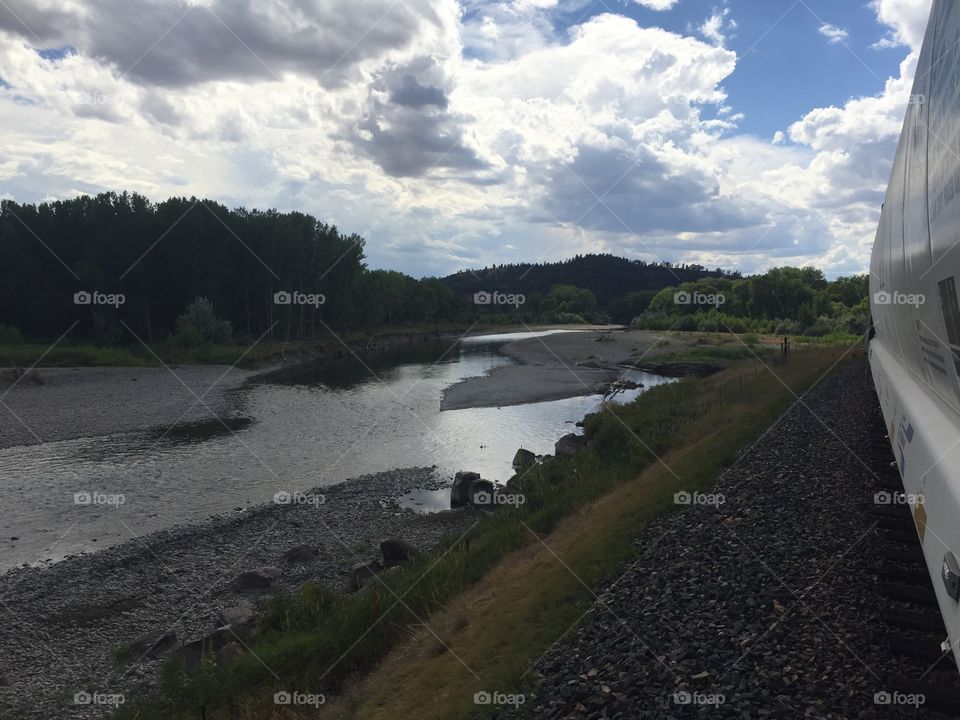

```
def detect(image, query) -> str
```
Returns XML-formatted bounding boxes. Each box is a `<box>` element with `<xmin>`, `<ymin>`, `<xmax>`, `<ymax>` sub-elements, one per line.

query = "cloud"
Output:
<box><xmin>700</xmin><ymin>6</ymin><xmax>737</xmax><ymax>47</ymax></box>
<box><xmin>632</xmin><ymin>0</ymin><xmax>680</xmax><ymax>10</ymax></box>
<box><xmin>0</xmin><ymin>0</ymin><xmax>457</xmax><ymax>89</ymax></box>
<box><xmin>0</xmin><ymin>0</ymin><xmax>942</xmax><ymax>278</ymax></box>
<box><xmin>818</xmin><ymin>23</ymin><xmax>849</xmax><ymax>44</ymax></box>
<box><xmin>870</xmin><ymin>0</ymin><xmax>933</xmax><ymax>49</ymax></box>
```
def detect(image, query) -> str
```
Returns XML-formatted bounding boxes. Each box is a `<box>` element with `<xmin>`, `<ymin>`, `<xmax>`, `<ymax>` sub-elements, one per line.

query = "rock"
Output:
<box><xmin>554</xmin><ymin>433</ymin><xmax>586</xmax><ymax>457</ymax></box>
<box><xmin>451</xmin><ymin>471</ymin><xmax>481</xmax><ymax>508</ymax></box>
<box><xmin>217</xmin><ymin>641</ymin><xmax>244</xmax><ymax>666</ymax></box>
<box><xmin>282</xmin><ymin>544</ymin><xmax>319</xmax><ymax>564</ymax></box>
<box><xmin>234</xmin><ymin>566</ymin><xmax>282</xmax><ymax>592</ymax></box>
<box><xmin>512</xmin><ymin>448</ymin><xmax>536</xmax><ymax>468</ymax></box>
<box><xmin>349</xmin><ymin>560</ymin><xmax>383</xmax><ymax>592</ymax></box>
<box><xmin>216</xmin><ymin>601</ymin><xmax>255</xmax><ymax>631</ymax></box>
<box><xmin>127</xmin><ymin>630</ymin><xmax>178</xmax><ymax>660</ymax></box>
<box><xmin>380</xmin><ymin>538</ymin><xmax>419</xmax><ymax>568</ymax></box>
<box><xmin>468</xmin><ymin>478</ymin><xmax>496</xmax><ymax>508</ymax></box>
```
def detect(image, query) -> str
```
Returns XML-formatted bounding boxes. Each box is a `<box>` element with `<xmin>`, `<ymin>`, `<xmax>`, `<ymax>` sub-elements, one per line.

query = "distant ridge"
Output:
<box><xmin>441</xmin><ymin>253</ymin><xmax>738</xmax><ymax>306</ymax></box>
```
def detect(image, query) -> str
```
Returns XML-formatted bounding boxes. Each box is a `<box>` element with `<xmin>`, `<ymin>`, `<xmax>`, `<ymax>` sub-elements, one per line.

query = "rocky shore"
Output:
<box><xmin>0</xmin><ymin>467</ymin><xmax>472</xmax><ymax>720</ymax></box>
<box><xmin>503</xmin><ymin>359</ymin><xmax>954</xmax><ymax>719</ymax></box>
<box><xmin>0</xmin><ymin>366</ymin><xmax>252</xmax><ymax>450</ymax></box>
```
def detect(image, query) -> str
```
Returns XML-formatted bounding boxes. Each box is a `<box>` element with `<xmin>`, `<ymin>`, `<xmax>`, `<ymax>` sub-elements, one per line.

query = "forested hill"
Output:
<box><xmin>443</xmin><ymin>255</ymin><xmax>737</xmax><ymax>306</ymax></box>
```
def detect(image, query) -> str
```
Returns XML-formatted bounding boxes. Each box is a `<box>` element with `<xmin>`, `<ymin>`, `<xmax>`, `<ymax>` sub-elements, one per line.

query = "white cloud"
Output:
<box><xmin>632</xmin><ymin>0</ymin><xmax>680</xmax><ymax>10</ymax></box>
<box><xmin>870</xmin><ymin>0</ymin><xmax>933</xmax><ymax>49</ymax></box>
<box><xmin>818</xmin><ymin>23</ymin><xmax>849</xmax><ymax>44</ymax></box>
<box><xmin>700</xmin><ymin>6</ymin><xmax>736</xmax><ymax>47</ymax></box>
<box><xmin>0</xmin><ymin>0</ymin><xmax>941</xmax><ymax>278</ymax></box>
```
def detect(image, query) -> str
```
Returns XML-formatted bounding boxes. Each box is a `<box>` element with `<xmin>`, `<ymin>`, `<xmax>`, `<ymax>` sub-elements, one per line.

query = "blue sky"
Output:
<box><xmin>0</xmin><ymin>0</ymin><xmax>937</xmax><ymax>277</ymax></box>
<box><xmin>525</xmin><ymin>0</ymin><xmax>909</xmax><ymax>138</ymax></box>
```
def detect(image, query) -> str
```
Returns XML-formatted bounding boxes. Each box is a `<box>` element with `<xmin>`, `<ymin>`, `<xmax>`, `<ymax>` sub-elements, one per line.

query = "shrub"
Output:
<box><xmin>175</xmin><ymin>297</ymin><xmax>232</xmax><ymax>344</ymax></box>
<box><xmin>554</xmin><ymin>312</ymin><xmax>587</xmax><ymax>324</ymax></box>
<box><xmin>0</xmin><ymin>324</ymin><xmax>23</xmax><ymax>344</ymax></box>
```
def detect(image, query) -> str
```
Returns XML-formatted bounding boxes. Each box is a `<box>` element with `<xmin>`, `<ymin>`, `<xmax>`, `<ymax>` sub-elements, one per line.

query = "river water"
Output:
<box><xmin>0</xmin><ymin>331</ymin><xmax>670</xmax><ymax>570</ymax></box>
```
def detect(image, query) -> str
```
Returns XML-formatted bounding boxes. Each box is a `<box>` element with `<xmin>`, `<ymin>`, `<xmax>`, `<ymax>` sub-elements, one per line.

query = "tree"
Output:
<box><xmin>176</xmin><ymin>297</ymin><xmax>232</xmax><ymax>345</ymax></box>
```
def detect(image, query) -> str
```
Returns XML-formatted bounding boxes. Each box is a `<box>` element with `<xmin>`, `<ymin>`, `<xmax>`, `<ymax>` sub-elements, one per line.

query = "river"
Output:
<box><xmin>0</xmin><ymin>330</ymin><xmax>671</xmax><ymax>570</ymax></box>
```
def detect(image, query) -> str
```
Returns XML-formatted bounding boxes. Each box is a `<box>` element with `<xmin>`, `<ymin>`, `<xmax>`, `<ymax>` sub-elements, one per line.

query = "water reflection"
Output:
<box><xmin>0</xmin><ymin>331</ymin><xmax>669</xmax><ymax>569</ymax></box>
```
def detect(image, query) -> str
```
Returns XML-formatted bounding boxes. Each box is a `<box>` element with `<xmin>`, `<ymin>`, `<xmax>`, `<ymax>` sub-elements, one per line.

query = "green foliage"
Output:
<box><xmin>175</xmin><ymin>297</ymin><xmax>232</xmax><ymax>345</ymax></box>
<box><xmin>0</xmin><ymin>193</ymin><xmax>472</xmax><ymax>344</ymax></box>
<box><xmin>0</xmin><ymin>324</ymin><xmax>23</xmax><ymax>345</ymax></box>
<box><xmin>633</xmin><ymin>267</ymin><xmax>868</xmax><ymax>336</ymax></box>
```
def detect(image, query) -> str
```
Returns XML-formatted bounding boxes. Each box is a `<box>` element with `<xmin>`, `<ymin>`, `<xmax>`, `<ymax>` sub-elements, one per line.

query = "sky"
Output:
<box><xmin>0</xmin><ymin>0</ymin><xmax>937</xmax><ymax>278</ymax></box>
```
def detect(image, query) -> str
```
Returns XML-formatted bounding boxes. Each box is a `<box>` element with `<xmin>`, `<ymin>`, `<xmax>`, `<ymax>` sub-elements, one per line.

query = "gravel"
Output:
<box><xmin>440</xmin><ymin>330</ymin><xmax>661</xmax><ymax>411</ymax></box>
<box><xmin>502</xmin><ymin>358</ymin><xmax>953</xmax><ymax>719</ymax></box>
<box><xmin>0</xmin><ymin>467</ymin><xmax>472</xmax><ymax>720</ymax></box>
<box><xmin>0</xmin><ymin>366</ymin><xmax>251</xmax><ymax>450</ymax></box>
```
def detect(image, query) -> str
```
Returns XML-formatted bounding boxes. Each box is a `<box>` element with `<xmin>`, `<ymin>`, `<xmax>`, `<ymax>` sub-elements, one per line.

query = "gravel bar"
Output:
<box><xmin>504</xmin><ymin>358</ymin><xmax>952</xmax><ymax>719</ymax></box>
<box><xmin>0</xmin><ymin>467</ymin><xmax>472</xmax><ymax>720</ymax></box>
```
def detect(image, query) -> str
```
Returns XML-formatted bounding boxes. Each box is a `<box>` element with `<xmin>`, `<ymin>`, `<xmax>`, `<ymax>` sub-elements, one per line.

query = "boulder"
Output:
<box><xmin>380</xmin><ymin>538</ymin><xmax>419</xmax><ymax>568</ymax></box>
<box><xmin>216</xmin><ymin>601</ymin><xmax>255</xmax><ymax>631</ymax></box>
<box><xmin>512</xmin><ymin>448</ymin><xmax>536</xmax><ymax>469</ymax></box>
<box><xmin>555</xmin><ymin>433</ymin><xmax>587</xmax><ymax>457</ymax></box>
<box><xmin>127</xmin><ymin>630</ymin><xmax>178</xmax><ymax>660</ymax></box>
<box><xmin>234</xmin><ymin>566</ymin><xmax>282</xmax><ymax>592</ymax></box>
<box><xmin>468</xmin><ymin>478</ymin><xmax>496</xmax><ymax>508</ymax></box>
<box><xmin>451</xmin><ymin>471</ymin><xmax>480</xmax><ymax>508</ymax></box>
<box><xmin>349</xmin><ymin>560</ymin><xmax>383</xmax><ymax>592</ymax></box>
<box><xmin>282</xmin><ymin>544</ymin><xmax>319</xmax><ymax>564</ymax></box>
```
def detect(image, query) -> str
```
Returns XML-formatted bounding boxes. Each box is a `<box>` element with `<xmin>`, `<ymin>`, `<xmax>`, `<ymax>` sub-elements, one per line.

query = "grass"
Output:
<box><xmin>111</xmin><ymin>343</ymin><xmax>859</xmax><ymax>720</ymax></box>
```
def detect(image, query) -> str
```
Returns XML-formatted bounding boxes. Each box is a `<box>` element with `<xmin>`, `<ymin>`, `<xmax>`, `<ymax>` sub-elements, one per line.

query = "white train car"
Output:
<box><xmin>870</xmin><ymin>0</ymin><xmax>960</xmax><ymax>666</ymax></box>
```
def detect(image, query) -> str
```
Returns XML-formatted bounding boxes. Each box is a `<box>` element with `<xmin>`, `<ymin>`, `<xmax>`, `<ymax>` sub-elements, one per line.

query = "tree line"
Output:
<box><xmin>0</xmin><ymin>192</ymin><xmax>465</xmax><ymax>345</ymax></box>
<box><xmin>0</xmin><ymin>192</ymin><xmax>868</xmax><ymax>347</ymax></box>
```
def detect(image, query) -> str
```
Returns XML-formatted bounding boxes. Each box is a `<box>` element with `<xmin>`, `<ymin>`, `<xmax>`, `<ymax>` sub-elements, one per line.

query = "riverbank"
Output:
<box><xmin>0</xmin><ymin>467</ymin><xmax>471</xmax><ymax>720</ymax></box>
<box><xmin>306</xmin><ymin>347</ymin><xmax>863</xmax><ymax>720</ymax></box>
<box><xmin>0</xmin><ymin>366</ymin><xmax>252</xmax><ymax>450</ymax></box>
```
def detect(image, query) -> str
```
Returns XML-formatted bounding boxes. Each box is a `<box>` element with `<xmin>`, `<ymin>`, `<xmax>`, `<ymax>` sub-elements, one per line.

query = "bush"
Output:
<box><xmin>0</xmin><ymin>324</ymin><xmax>23</xmax><ymax>344</ymax></box>
<box><xmin>554</xmin><ymin>312</ymin><xmax>587</xmax><ymax>324</ymax></box>
<box><xmin>773</xmin><ymin>319</ymin><xmax>802</xmax><ymax>335</ymax></box>
<box><xmin>175</xmin><ymin>297</ymin><xmax>232</xmax><ymax>344</ymax></box>
<box><xmin>804</xmin><ymin>316</ymin><xmax>839</xmax><ymax>337</ymax></box>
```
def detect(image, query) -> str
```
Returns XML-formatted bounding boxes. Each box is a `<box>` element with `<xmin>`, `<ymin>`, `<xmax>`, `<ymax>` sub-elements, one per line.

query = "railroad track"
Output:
<box><xmin>868</xmin><ymin>410</ymin><xmax>960</xmax><ymax>716</ymax></box>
